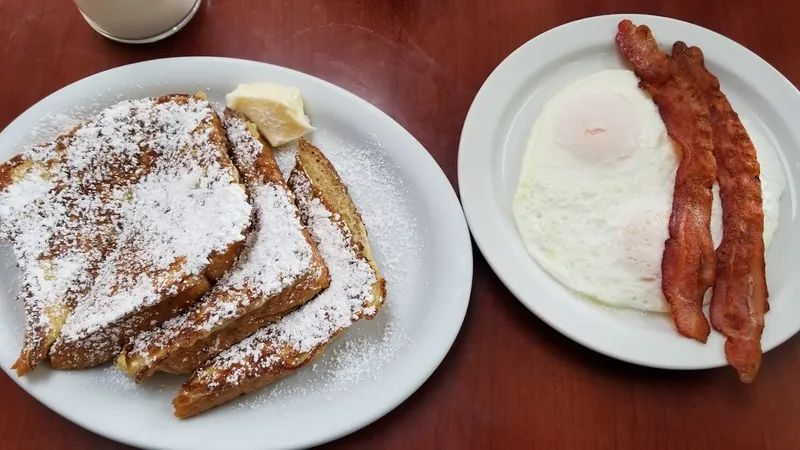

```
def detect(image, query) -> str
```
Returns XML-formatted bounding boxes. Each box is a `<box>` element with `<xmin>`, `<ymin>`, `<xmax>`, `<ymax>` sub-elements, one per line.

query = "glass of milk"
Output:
<box><xmin>74</xmin><ymin>0</ymin><xmax>202</xmax><ymax>44</ymax></box>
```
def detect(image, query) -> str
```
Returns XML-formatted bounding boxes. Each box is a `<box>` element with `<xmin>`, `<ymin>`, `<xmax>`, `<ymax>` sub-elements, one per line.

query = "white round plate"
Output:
<box><xmin>459</xmin><ymin>14</ymin><xmax>800</xmax><ymax>370</ymax></box>
<box><xmin>0</xmin><ymin>57</ymin><xmax>472</xmax><ymax>449</ymax></box>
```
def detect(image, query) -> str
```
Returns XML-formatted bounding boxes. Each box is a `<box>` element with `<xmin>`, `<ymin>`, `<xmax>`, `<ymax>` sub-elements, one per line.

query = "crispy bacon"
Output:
<box><xmin>672</xmin><ymin>42</ymin><xmax>768</xmax><ymax>383</ymax></box>
<box><xmin>615</xmin><ymin>20</ymin><xmax>717</xmax><ymax>342</ymax></box>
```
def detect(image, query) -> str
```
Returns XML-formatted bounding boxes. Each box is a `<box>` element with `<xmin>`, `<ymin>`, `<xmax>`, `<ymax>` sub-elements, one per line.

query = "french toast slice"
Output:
<box><xmin>0</xmin><ymin>116</ymin><xmax>147</xmax><ymax>375</ymax></box>
<box><xmin>116</xmin><ymin>110</ymin><xmax>329</xmax><ymax>380</ymax></box>
<box><xmin>173</xmin><ymin>139</ymin><xmax>386</xmax><ymax>418</ymax></box>
<box><xmin>0</xmin><ymin>94</ymin><xmax>253</xmax><ymax>373</ymax></box>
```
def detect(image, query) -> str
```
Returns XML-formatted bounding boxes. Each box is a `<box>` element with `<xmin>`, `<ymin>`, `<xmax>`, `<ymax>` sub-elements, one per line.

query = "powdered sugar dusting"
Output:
<box><xmin>323</xmin><ymin>319</ymin><xmax>409</xmax><ymax>386</ymax></box>
<box><xmin>221</xmin><ymin>114</ymin><xmax>316</xmax><ymax>298</ymax></box>
<box><xmin>124</xmin><ymin>114</ymin><xmax>317</xmax><ymax>367</ymax></box>
<box><xmin>12</xmin><ymin>108</ymin><xmax>94</xmax><ymax>153</ymax></box>
<box><xmin>97</xmin><ymin>365</ymin><xmax>139</xmax><ymax>392</ymax></box>
<box><xmin>234</xmin><ymin>311</ymin><xmax>409</xmax><ymax>412</ymax></box>
<box><xmin>0</xmin><ymin>95</ymin><xmax>252</xmax><ymax>367</ymax></box>
<box><xmin>0</xmin><ymin>243</ymin><xmax>23</xmax><ymax>350</ymax></box>
<box><xmin>298</xmin><ymin>132</ymin><xmax>421</xmax><ymax>297</ymax></box>
<box><xmin>94</xmin><ymin>366</ymin><xmax>183</xmax><ymax>399</ymax></box>
<box><xmin>274</xmin><ymin>140</ymin><xmax>299</xmax><ymax>178</ymax></box>
<box><xmin>57</xmin><ymin>98</ymin><xmax>251</xmax><ymax>348</ymax></box>
<box><xmin>273</xmin><ymin>132</ymin><xmax>421</xmax><ymax>294</ymax></box>
<box><xmin>232</xmin><ymin>132</ymin><xmax>424</xmax><ymax>406</ymax></box>
<box><xmin>1</xmin><ymin>97</ymin><xmax>426</xmax><ymax>419</ymax></box>
<box><xmin>192</xmin><ymin>168</ymin><xmax>381</xmax><ymax>388</ymax></box>
<box><xmin>223</xmin><ymin>112</ymin><xmax>263</xmax><ymax>174</ymax></box>
<box><xmin>270</xmin><ymin>172</ymin><xmax>377</xmax><ymax>353</ymax></box>
<box><xmin>223</xmin><ymin>186</ymin><xmax>312</xmax><ymax>294</ymax></box>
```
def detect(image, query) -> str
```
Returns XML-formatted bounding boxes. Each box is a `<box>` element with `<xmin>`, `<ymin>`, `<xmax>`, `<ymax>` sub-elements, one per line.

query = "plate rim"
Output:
<box><xmin>458</xmin><ymin>13</ymin><xmax>800</xmax><ymax>370</ymax></box>
<box><xmin>0</xmin><ymin>56</ymin><xmax>473</xmax><ymax>450</ymax></box>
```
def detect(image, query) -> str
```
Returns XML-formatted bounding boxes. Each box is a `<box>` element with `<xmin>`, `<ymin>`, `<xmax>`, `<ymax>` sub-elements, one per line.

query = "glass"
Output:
<box><xmin>74</xmin><ymin>0</ymin><xmax>202</xmax><ymax>44</ymax></box>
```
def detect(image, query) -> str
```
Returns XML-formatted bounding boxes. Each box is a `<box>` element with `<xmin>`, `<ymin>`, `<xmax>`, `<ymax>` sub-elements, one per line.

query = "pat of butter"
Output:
<box><xmin>226</xmin><ymin>83</ymin><xmax>314</xmax><ymax>147</ymax></box>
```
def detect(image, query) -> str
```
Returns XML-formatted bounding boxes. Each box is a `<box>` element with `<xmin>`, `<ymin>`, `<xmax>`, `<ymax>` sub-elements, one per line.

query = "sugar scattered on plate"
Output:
<box><xmin>96</xmin><ymin>366</ymin><xmax>140</xmax><ymax>393</ymax></box>
<box><xmin>13</xmin><ymin>106</ymin><xmax>96</xmax><ymax>151</ymax></box>
<box><xmin>323</xmin><ymin>316</ymin><xmax>411</xmax><ymax>387</ymax></box>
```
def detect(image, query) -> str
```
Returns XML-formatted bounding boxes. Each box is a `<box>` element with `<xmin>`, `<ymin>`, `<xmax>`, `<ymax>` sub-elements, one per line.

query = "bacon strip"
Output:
<box><xmin>615</xmin><ymin>20</ymin><xmax>716</xmax><ymax>342</ymax></box>
<box><xmin>672</xmin><ymin>42</ymin><xmax>768</xmax><ymax>383</ymax></box>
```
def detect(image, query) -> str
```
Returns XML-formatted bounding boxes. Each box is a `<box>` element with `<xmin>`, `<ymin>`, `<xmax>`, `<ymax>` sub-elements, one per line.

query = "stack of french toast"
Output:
<box><xmin>0</xmin><ymin>92</ymin><xmax>386</xmax><ymax>418</ymax></box>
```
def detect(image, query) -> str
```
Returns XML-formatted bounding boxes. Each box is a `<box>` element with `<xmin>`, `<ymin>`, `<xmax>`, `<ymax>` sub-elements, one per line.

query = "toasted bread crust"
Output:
<box><xmin>296</xmin><ymin>139</ymin><xmax>378</xmax><ymax>265</ymax></box>
<box><xmin>50</xmin><ymin>275</ymin><xmax>212</xmax><ymax>369</ymax></box>
<box><xmin>174</xmin><ymin>340</ymin><xmax>331</xmax><ymax>419</ymax></box>
<box><xmin>295</xmin><ymin>139</ymin><xmax>385</xmax><ymax>300</ymax></box>
<box><xmin>10</xmin><ymin>282</ymin><xmax>63</xmax><ymax>375</ymax></box>
<box><xmin>157</xmin><ymin>275</ymin><xmax>323</xmax><ymax>375</ymax></box>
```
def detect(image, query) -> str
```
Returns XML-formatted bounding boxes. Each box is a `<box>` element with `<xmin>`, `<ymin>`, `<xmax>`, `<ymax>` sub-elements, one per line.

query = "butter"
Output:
<box><xmin>226</xmin><ymin>83</ymin><xmax>314</xmax><ymax>147</ymax></box>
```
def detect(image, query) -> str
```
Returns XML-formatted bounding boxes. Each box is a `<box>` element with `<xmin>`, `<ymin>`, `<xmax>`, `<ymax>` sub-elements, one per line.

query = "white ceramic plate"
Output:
<box><xmin>459</xmin><ymin>14</ymin><xmax>800</xmax><ymax>370</ymax></box>
<box><xmin>0</xmin><ymin>57</ymin><xmax>472</xmax><ymax>450</ymax></box>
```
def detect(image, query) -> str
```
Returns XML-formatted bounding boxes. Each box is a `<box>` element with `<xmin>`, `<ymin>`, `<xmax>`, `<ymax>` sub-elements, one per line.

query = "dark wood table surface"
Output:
<box><xmin>2</xmin><ymin>1</ymin><xmax>799</xmax><ymax>449</ymax></box>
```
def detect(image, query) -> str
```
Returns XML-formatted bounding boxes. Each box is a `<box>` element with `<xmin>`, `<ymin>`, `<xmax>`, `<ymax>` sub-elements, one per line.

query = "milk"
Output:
<box><xmin>75</xmin><ymin>0</ymin><xmax>201</xmax><ymax>43</ymax></box>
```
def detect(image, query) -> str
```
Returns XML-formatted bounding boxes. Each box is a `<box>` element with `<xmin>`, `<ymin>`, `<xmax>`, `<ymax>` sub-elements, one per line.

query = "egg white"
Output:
<box><xmin>512</xmin><ymin>69</ymin><xmax>786</xmax><ymax>312</ymax></box>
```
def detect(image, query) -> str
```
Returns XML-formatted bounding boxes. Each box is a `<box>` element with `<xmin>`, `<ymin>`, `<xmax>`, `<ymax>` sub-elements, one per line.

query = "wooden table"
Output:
<box><xmin>2</xmin><ymin>1</ymin><xmax>799</xmax><ymax>449</ymax></box>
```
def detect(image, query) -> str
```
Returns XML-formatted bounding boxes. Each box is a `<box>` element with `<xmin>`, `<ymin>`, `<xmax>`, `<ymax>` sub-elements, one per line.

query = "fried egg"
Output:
<box><xmin>512</xmin><ymin>69</ymin><xmax>786</xmax><ymax>312</ymax></box>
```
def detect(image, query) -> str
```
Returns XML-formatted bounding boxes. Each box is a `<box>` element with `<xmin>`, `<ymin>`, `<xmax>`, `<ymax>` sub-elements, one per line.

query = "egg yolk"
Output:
<box><xmin>552</xmin><ymin>90</ymin><xmax>642</xmax><ymax>165</ymax></box>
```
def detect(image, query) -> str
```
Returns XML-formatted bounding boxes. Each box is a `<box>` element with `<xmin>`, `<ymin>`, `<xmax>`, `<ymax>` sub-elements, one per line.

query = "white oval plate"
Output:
<box><xmin>459</xmin><ymin>14</ymin><xmax>800</xmax><ymax>370</ymax></box>
<box><xmin>0</xmin><ymin>57</ymin><xmax>472</xmax><ymax>450</ymax></box>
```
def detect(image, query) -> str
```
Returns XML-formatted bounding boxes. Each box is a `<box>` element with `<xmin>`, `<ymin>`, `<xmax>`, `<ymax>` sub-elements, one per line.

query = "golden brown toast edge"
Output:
<box><xmin>117</xmin><ymin>265</ymin><xmax>327</xmax><ymax>380</ymax></box>
<box><xmin>2</xmin><ymin>136</ymin><xmax>92</xmax><ymax>375</ymax></box>
<box><xmin>296</xmin><ymin>138</ymin><xmax>386</xmax><ymax>310</ymax></box>
<box><xmin>174</xmin><ymin>337</ymin><xmax>333</xmax><ymax>419</ymax></box>
<box><xmin>156</xmin><ymin>276</ymin><xmax>324</xmax><ymax>375</ymax></box>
